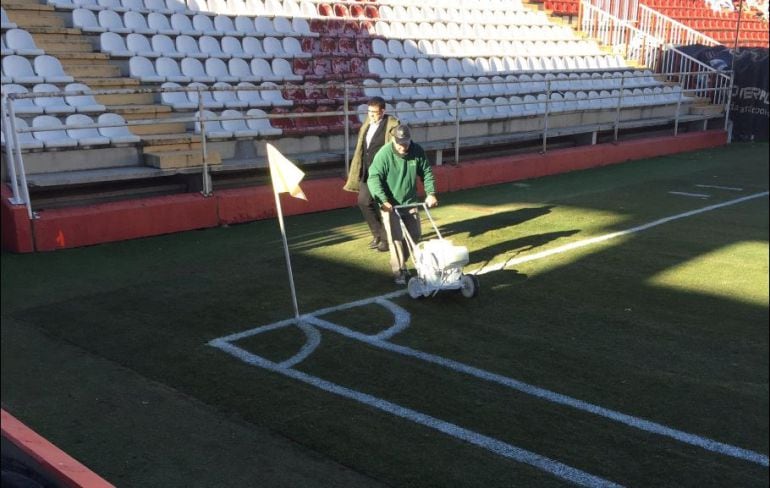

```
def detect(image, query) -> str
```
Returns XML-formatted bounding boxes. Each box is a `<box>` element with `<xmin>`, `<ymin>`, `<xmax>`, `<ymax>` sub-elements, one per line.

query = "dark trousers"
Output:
<box><xmin>358</xmin><ymin>181</ymin><xmax>384</xmax><ymax>241</ymax></box>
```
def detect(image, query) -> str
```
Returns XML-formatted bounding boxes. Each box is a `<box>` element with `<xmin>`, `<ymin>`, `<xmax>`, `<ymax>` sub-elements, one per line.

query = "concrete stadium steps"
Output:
<box><xmin>55</xmin><ymin>53</ymin><xmax>122</xmax><ymax>78</ymax></box>
<box><xmin>28</xmin><ymin>32</ymin><xmax>95</xmax><ymax>54</ymax></box>
<box><xmin>140</xmin><ymin>134</ymin><xmax>222</xmax><ymax>170</ymax></box>
<box><xmin>2</xmin><ymin>1</ymin><xmax>60</xmax><ymax>28</ymax></box>
<box><xmin>108</xmin><ymin>104</ymin><xmax>185</xmax><ymax>135</ymax></box>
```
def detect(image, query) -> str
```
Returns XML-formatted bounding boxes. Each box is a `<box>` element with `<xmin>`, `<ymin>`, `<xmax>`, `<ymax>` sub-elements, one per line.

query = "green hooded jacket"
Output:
<box><xmin>343</xmin><ymin>114</ymin><xmax>400</xmax><ymax>192</ymax></box>
<box><xmin>366</xmin><ymin>141</ymin><xmax>436</xmax><ymax>206</ymax></box>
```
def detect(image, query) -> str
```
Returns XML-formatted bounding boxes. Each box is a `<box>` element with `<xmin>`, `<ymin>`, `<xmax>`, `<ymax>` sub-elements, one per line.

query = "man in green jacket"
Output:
<box><xmin>343</xmin><ymin>97</ymin><xmax>400</xmax><ymax>252</ymax></box>
<box><xmin>367</xmin><ymin>124</ymin><xmax>438</xmax><ymax>285</ymax></box>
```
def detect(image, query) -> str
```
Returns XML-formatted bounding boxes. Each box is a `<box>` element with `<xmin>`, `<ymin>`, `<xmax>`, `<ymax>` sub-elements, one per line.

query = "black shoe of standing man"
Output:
<box><xmin>377</xmin><ymin>239</ymin><xmax>389</xmax><ymax>252</ymax></box>
<box><xmin>368</xmin><ymin>237</ymin><xmax>380</xmax><ymax>249</ymax></box>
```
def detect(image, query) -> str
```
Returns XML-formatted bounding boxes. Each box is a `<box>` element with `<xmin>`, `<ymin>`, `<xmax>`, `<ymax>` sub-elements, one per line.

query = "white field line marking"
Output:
<box><xmin>472</xmin><ymin>191</ymin><xmax>769</xmax><ymax>276</ymax></box>
<box><xmin>210</xmin><ymin>191</ymin><xmax>770</xmax><ymax>470</ymax></box>
<box><xmin>695</xmin><ymin>184</ymin><xmax>744</xmax><ymax>191</ymax></box>
<box><xmin>668</xmin><ymin>191</ymin><xmax>710</xmax><ymax>198</ymax></box>
<box><xmin>302</xmin><ymin>315</ymin><xmax>770</xmax><ymax>468</ymax></box>
<box><xmin>209</xmin><ymin>335</ymin><xmax>623</xmax><ymax>488</ymax></box>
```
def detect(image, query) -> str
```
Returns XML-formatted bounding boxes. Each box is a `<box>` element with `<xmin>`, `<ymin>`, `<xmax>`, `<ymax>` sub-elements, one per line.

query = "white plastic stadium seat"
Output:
<box><xmin>188</xmin><ymin>82</ymin><xmax>224</xmax><ymax>109</ymax></box>
<box><xmin>174</xmin><ymin>34</ymin><xmax>205</xmax><ymax>59</ymax></box>
<box><xmin>66</xmin><ymin>113</ymin><xmax>110</xmax><ymax>146</ymax></box>
<box><xmin>194</xmin><ymin>109</ymin><xmax>232</xmax><ymax>138</ymax></box>
<box><xmin>4</xmin><ymin>117</ymin><xmax>44</xmax><ymax>150</ymax></box>
<box><xmin>129</xmin><ymin>55</ymin><xmax>164</xmax><ymax>82</ymax></box>
<box><xmin>145</xmin><ymin>34</ymin><xmax>179</xmax><ymax>58</ymax></box>
<box><xmin>73</xmin><ymin>8</ymin><xmax>106</xmax><ymax>33</ymax></box>
<box><xmin>4</xmin><ymin>29</ymin><xmax>44</xmax><ymax>56</ymax></box>
<box><xmin>235</xmin><ymin>81</ymin><xmax>264</xmax><ymax>107</ymax></box>
<box><xmin>170</xmin><ymin>13</ymin><xmax>203</xmax><ymax>36</ymax></box>
<box><xmin>160</xmin><ymin>81</ymin><xmax>197</xmax><ymax>109</ymax></box>
<box><xmin>155</xmin><ymin>56</ymin><xmax>190</xmax><ymax>82</ymax></box>
<box><xmin>220</xmin><ymin>109</ymin><xmax>259</xmax><ymax>137</ymax></box>
<box><xmin>127</xmin><ymin>33</ymin><xmax>159</xmax><ymax>57</ymax></box>
<box><xmin>3</xmin><ymin>54</ymin><xmax>45</xmax><ymax>85</ymax></box>
<box><xmin>246</xmin><ymin>108</ymin><xmax>281</xmax><ymax>135</ymax></box>
<box><xmin>211</xmin><ymin>81</ymin><xmax>247</xmax><ymax>108</ymax></box>
<box><xmin>2</xmin><ymin>84</ymin><xmax>44</xmax><ymax>115</ymax></box>
<box><xmin>100</xmin><ymin>32</ymin><xmax>132</xmax><ymax>57</ymax></box>
<box><xmin>98</xmin><ymin>10</ymin><xmax>131</xmax><ymax>34</ymax></box>
<box><xmin>33</xmin><ymin>83</ymin><xmax>77</xmax><ymax>114</ymax></box>
<box><xmin>32</xmin><ymin>115</ymin><xmax>79</xmax><ymax>148</ymax></box>
<box><xmin>181</xmin><ymin>57</ymin><xmax>215</xmax><ymax>82</ymax></box>
<box><xmin>64</xmin><ymin>82</ymin><xmax>106</xmax><ymax>112</ymax></box>
<box><xmin>97</xmin><ymin>113</ymin><xmax>140</xmax><ymax>143</ymax></box>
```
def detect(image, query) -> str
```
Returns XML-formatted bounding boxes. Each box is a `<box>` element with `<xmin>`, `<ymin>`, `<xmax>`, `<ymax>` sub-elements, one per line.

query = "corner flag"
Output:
<box><xmin>267</xmin><ymin>143</ymin><xmax>306</xmax><ymax>200</ymax></box>
<box><xmin>265</xmin><ymin>143</ymin><xmax>306</xmax><ymax>321</ymax></box>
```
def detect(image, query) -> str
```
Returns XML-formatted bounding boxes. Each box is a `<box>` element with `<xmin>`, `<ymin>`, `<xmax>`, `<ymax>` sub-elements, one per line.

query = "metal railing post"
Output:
<box><xmin>343</xmin><ymin>84</ymin><xmax>350</xmax><ymax>175</ymax></box>
<box><xmin>454</xmin><ymin>82</ymin><xmax>460</xmax><ymax>165</ymax></box>
<box><xmin>6</xmin><ymin>101</ymin><xmax>34</xmax><ymax>219</ymax></box>
<box><xmin>723</xmin><ymin>70</ymin><xmax>734</xmax><ymax>135</ymax></box>
<box><xmin>674</xmin><ymin>85</ymin><xmax>683</xmax><ymax>136</ymax></box>
<box><xmin>613</xmin><ymin>75</ymin><xmax>625</xmax><ymax>142</ymax></box>
<box><xmin>542</xmin><ymin>78</ymin><xmax>551</xmax><ymax>153</ymax></box>
<box><xmin>1</xmin><ymin>95</ymin><xmax>23</xmax><ymax>204</ymax></box>
<box><xmin>197</xmin><ymin>86</ymin><xmax>212</xmax><ymax>196</ymax></box>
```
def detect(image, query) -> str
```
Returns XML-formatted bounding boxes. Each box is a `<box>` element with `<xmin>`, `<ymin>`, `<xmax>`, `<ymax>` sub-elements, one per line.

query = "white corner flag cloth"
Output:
<box><xmin>267</xmin><ymin>143</ymin><xmax>307</xmax><ymax>200</ymax></box>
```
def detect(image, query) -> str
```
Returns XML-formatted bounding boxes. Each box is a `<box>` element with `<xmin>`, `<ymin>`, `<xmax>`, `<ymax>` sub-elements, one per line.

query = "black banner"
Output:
<box><xmin>675</xmin><ymin>45</ymin><xmax>769</xmax><ymax>141</ymax></box>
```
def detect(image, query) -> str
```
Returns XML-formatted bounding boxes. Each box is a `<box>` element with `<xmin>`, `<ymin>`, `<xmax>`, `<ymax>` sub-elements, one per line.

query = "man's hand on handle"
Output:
<box><xmin>425</xmin><ymin>194</ymin><xmax>438</xmax><ymax>208</ymax></box>
<box><xmin>380</xmin><ymin>202</ymin><xmax>393</xmax><ymax>212</ymax></box>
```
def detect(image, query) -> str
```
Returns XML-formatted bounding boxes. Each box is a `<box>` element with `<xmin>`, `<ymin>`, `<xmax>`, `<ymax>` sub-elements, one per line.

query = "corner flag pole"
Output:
<box><xmin>272</xmin><ymin>185</ymin><xmax>301</xmax><ymax>320</ymax></box>
<box><xmin>266</xmin><ymin>143</ymin><xmax>307</xmax><ymax>322</ymax></box>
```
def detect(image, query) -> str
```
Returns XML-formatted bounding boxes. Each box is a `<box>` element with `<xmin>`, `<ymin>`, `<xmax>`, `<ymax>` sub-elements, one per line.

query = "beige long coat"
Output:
<box><xmin>343</xmin><ymin>114</ymin><xmax>400</xmax><ymax>192</ymax></box>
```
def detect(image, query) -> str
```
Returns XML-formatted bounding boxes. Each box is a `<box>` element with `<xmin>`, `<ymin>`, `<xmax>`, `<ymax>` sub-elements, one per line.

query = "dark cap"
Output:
<box><xmin>393</xmin><ymin>124</ymin><xmax>411</xmax><ymax>145</ymax></box>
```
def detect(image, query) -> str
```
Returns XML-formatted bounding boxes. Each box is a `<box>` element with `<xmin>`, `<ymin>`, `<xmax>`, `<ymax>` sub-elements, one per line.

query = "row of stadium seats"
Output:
<box><xmin>100</xmin><ymin>32</ymin><xmax>310</xmax><ymax>59</ymax></box>
<box><xmin>388</xmin><ymin>86</ymin><xmax>685</xmax><ymax>123</ymax></box>
<box><xmin>372</xmin><ymin>21</ymin><xmax>573</xmax><ymax>41</ymax></box>
<box><xmin>375</xmin><ymin>5</ymin><xmax>538</xmax><ymax>24</ymax></box>
<box><xmin>159</xmin><ymin>80</ymin><xmax>291</xmax><ymax>108</ymax></box>
<box><xmin>2</xmin><ymin>83</ymin><xmax>106</xmax><ymax>114</ymax></box>
<box><xmin>128</xmin><ymin>55</ymin><xmax>301</xmax><ymax>82</ymax></box>
<box><xmin>2</xmin><ymin>54</ymin><xmax>73</xmax><ymax>84</ymax></box>
<box><xmin>365</xmin><ymin>55</ymin><xmax>627</xmax><ymax>79</ymax></box>
<box><xmin>194</xmin><ymin>108</ymin><xmax>282</xmax><ymax>136</ymax></box>
<box><xmin>71</xmin><ymin>8</ymin><xmax>316</xmax><ymax>37</ymax></box>
<box><xmin>363</xmin><ymin>70</ymin><xmax>660</xmax><ymax>100</ymax></box>
<box><xmin>49</xmin><ymin>0</ymin><xmax>318</xmax><ymax>18</ymax></box>
<box><xmin>372</xmin><ymin>39</ymin><xmax>601</xmax><ymax>58</ymax></box>
<box><xmin>2</xmin><ymin>113</ymin><xmax>139</xmax><ymax>149</ymax></box>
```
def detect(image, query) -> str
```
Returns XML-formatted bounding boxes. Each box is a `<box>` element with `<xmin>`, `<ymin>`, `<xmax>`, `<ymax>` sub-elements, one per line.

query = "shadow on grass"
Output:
<box><xmin>439</xmin><ymin>205</ymin><xmax>555</xmax><ymax>239</ymax></box>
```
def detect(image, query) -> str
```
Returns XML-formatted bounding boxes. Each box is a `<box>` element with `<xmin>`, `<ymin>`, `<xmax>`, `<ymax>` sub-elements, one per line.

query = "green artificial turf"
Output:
<box><xmin>2</xmin><ymin>142</ymin><xmax>768</xmax><ymax>487</ymax></box>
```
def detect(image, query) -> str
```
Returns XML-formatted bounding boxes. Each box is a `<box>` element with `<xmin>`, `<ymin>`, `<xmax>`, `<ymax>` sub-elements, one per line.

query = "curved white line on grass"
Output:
<box><xmin>279</xmin><ymin>320</ymin><xmax>322</xmax><ymax>369</ymax></box>
<box><xmin>372</xmin><ymin>298</ymin><xmax>411</xmax><ymax>341</ymax></box>
<box><xmin>305</xmin><ymin>315</ymin><xmax>769</xmax><ymax>467</ymax></box>
<box><xmin>472</xmin><ymin>191</ymin><xmax>769</xmax><ymax>276</ymax></box>
<box><xmin>207</xmin><ymin>338</ymin><xmax>623</xmax><ymax>488</ymax></box>
<box><xmin>210</xmin><ymin>191</ymin><xmax>770</xmax><ymax>468</ymax></box>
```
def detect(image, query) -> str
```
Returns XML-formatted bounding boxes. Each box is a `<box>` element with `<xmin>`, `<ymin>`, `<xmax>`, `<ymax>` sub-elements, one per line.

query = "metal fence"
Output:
<box><xmin>2</xmin><ymin>70</ymin><xmax>729</xmax><ymax>219</ymax></box>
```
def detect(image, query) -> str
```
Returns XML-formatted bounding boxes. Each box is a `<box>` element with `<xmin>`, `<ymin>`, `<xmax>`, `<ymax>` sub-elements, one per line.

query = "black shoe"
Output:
<box><xmin>377</xmin><ymin>240</ymin><xmax>389</xmax><ymax>252</ymax></box>
<box><xmin>368</xmin><ymin>237</ymin><xmax>380</xmax><ymax>249</ymax></box>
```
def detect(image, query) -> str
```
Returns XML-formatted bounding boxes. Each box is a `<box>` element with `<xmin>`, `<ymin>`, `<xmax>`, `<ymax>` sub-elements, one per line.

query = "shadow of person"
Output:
<box><xmin>437</xmin><ymin>205</ymin><xmax>555</xmax><ymax>239</ymax></box>
<box><xmin>470</xmin><ymin>229</ymin><xmax>581</xmax><ymax>270</ymax></box>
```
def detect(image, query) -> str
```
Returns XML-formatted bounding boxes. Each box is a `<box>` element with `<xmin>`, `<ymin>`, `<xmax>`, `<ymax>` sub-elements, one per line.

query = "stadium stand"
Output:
<box><xmin>1</xmin><ymin>0</ymin><xmax>744</xmax><ymax>230</ymax></box>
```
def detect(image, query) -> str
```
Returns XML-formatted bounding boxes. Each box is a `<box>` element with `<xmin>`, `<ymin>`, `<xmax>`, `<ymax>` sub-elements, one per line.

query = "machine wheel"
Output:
<box><xmin>407</xmin><ymin>277</ymin><xmax>425</xmax><ymax>299</ymax></box>
<box><xmin>459</xmin><ymin>274</ymin><xmax>479</xmax><ymax>298</ymax></box>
